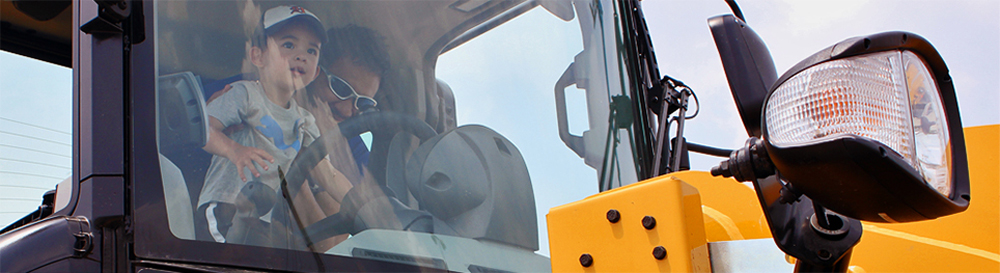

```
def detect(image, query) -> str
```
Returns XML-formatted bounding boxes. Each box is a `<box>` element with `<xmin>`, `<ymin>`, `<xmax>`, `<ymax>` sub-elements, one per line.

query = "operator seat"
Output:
<box><xmin>389</xmin><ymin>124</ymin><xmax>539</xmax><ymax>250</ymax></box>
<box><xmin>378</xmin><ymin>79</ymin><xmax>538</xmax><ymax>250</ymax></box>
<box><xmin>160</xmin><ymin>154</ymin><xmax>195</xmax><ymax>240</ymax></box>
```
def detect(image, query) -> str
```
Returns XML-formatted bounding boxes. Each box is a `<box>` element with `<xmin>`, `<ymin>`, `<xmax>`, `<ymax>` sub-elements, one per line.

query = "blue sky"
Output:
<box><xmin>642</xmin><ymin>0</ymin><xmax>999</xmax><ymax>171</ymax></box>
<box><xmin>0</xmin><ymin>51</ymin><xmax>72</xmax><ymax>227</ymax></box>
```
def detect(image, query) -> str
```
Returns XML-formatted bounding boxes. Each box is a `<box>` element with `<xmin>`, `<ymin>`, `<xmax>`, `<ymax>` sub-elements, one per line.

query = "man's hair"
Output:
<box><xmin>320</xmin><ymin>24</ymin><xmax>390</xmax><ymax>78</ymax></box>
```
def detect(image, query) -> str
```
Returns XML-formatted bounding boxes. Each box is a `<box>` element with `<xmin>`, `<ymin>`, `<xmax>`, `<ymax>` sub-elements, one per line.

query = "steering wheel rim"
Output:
<box><xmin>282</xmin><ymin>111</ymin><xmax>437</xmax><ymax>196</ymax></box>
<box><xmin>280</xmin><ymin>111</ymin><xmax>437</xmax><ymax>245</ymax></box>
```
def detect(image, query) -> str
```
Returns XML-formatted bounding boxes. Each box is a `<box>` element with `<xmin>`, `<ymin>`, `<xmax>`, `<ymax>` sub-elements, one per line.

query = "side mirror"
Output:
<box><xmin>716</xmin><ymin>31</ymin><xmax>970</xmax><ymax>223</ymax></box>
<box><xmin>709</xmin><ymin>15</ymin><xmax>777</xmax><ymax>137</ymax></box>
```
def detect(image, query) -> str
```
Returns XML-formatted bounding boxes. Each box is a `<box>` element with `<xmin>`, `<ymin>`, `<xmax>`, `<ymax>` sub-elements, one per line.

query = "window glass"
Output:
<box><xmin>154</xmin><ymin>0</ymin><xmax>635</xmax><ymax>270</ymax></box>
<box><xmin>0</xmin><ymin>51</ymin><xmax>73</xmax><ymax>228</ymax></box>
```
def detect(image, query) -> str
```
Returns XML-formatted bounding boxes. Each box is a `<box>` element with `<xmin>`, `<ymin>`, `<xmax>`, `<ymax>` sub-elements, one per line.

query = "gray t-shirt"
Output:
<box><xmin>198</xmin><ymin>80</ymin><xmax>319</xmax><ymax>208</ymax></box>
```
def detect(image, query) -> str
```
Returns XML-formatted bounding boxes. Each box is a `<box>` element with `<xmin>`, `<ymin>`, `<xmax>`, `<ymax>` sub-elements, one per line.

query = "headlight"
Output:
<box><xmin>766</xmin><ymin>50</ymin><xmax>952</xmax><ymax>197</ymax></box>
<box><xmin>762</xmin><ymin>32</ymin><xmax>969</xmax><ymax>223</ymax></box>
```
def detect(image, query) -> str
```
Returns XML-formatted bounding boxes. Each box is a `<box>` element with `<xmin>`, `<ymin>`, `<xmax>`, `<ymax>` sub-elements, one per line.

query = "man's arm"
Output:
<box><xmin>308</xmin><ymin>158</ymin><xmax>354</xmax><ymax>212</ymax></box>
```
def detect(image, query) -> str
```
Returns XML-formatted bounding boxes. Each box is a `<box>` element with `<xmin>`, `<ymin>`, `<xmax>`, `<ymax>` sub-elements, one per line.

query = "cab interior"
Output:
<box><xmin>154</xmin><ymin>0</ymin><xmax>545</xmax><ymax>257</ymax></box>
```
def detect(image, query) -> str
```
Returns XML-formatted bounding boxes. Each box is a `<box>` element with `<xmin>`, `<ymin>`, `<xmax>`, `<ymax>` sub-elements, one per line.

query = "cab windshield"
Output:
<box><xmin>153</xmin><ymin>0</ymin><xmax>641</xmax><ymax>270</ymax></box>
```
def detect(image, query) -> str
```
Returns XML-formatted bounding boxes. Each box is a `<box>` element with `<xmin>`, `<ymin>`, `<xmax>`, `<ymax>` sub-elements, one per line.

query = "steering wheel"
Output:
<box><xmin>280</xmin><ymin>111</ymin><xmax>437</xmax><ymax>245</ymax></box>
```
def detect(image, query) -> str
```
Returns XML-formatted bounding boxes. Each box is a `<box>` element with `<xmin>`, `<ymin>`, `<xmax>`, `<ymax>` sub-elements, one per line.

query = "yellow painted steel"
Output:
<box><xmin>849</xmin><ymin>124</ymin><xmax>1000</xmax><ymax>272</ymax></box>
<box><xmin>668</xmin><ymin>171</ymin><xmax>771</xmax><ymax>242</ymax></box>
<box><xmin>547</xmin><ymin>175</ymin><xmax>711</xmax><ymax>272</ymax></box>
<box><xmin>547</xmin><ymin>125</ymin><xmax>998</xmax><ymax>272</ymax></box>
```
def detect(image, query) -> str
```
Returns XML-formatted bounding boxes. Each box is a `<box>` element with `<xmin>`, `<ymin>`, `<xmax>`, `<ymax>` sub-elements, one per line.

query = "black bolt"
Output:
<box><xmin>606</xmin><ymin>209</ymin><xmax>621</xmax><ymax>223</ymax></box>
<box><xmin>817</xmin><ymin>249</ymin><xmax>832</xmax><ymax>260</ymax></box>
<box><xmin>652</xmin><ymin>246</ymin><xmax>667</xmax><ymax>260</ymax></box>
<box><xmin>642</xmin><ymin>216</ymin><xmax>656</xmax><ymax>229</ymax></box>
<box><xmin>579</xmin><ymin>253</ymin><xmax>593</xmax><ymax>267</ymax></box>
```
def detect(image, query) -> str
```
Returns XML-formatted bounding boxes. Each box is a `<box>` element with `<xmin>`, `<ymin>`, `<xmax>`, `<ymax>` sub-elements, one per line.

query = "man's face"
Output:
<box><xmin>313</xmin><ymin>57</ymin><xmax>381</xmax><ymax>121</ymax></box>
<box><xmin>257</xmin><ymin>22</ymin><xmax>322</xmax><ymax>93</ymax></box>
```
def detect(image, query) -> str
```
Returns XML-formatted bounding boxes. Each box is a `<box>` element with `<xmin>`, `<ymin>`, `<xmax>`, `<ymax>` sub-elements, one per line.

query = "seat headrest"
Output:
<box><xmin>157</xmin><ymin>71</ymin><xmax>210</xmax><ymax>152</ymax></box>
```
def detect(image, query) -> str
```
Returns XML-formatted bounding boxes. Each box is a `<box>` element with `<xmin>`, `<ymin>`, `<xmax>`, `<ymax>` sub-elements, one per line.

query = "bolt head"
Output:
<box><xmin>642</xmin><ymin>216</ymin><xmax>656</xmax><ymax>229</ymax></box>
<box><xmin>652</xmin><ymin>246</ymin><xmax>667</xmax><ymax>260</ymax></box>
<box><xmin>579</xmin><ymin>253</ymin><xmax>593</xmax><ymax>267</ymax></box>
<box><xmin>606</xmin><ymin>209</ymin><xmax>621</xmax><ymax>223</ymax></box>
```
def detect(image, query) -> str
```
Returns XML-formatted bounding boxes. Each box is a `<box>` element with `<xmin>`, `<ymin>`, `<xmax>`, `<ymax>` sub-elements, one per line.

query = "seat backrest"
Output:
<box><xmin>159</xmin><ymin>154</ymin><xmax>196</xmax><ymax>240</ymax></box>
<box><xmin>157</xmin><ymin>71</ymin><xmax>213</xmax><ymax>225</ymax></box>
<box><xmin>404</xmin><ymin>125</ymin><xmax>538</xmax><ymax>250</ymax></box>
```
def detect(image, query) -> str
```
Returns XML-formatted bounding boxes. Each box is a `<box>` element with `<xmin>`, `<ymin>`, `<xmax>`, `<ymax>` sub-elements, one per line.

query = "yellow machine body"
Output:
<box><xmin>546</xmin><ymin>176</ymin><xmax>713</xmax><ymax>272</ymax></box>
<box><xmin>548</xmin><ymin>125</ymin><xmax>999</xmax><ymax>272</ymax></box>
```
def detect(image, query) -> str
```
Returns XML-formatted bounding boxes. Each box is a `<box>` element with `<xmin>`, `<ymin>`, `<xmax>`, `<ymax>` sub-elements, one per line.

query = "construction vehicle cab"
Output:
<box><xmin>2</xmin><ymin>0</ymin><xmax>997</xmax><ymax>272</ymax></box>
<box><xmin>3</xmin><ymin>0</ymin><xmax>647</xmax><ymax>271</ymax></box>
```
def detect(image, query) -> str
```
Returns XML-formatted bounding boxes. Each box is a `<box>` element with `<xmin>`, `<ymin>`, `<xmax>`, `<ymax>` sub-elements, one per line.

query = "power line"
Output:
<box><xmin>0</xmin><ymin>157</ymin><xmax>71</xmax><ymax>169</ymax></box>
<box><xmin>0</xmin><ymin>197</ymin><xmax>42</xmax><ymax>201</ymax></box>
<box><xmin>0</xmin><ymin>171</ymin><xmax>67</xmax><ymax>180</ymax></box>
<box><xmin>0</xmin><ymin>130</ymin><xmax>72</xmax><ymax>147</ymax></box>
<box><xmin>0</xmin><ymin>144</ymin><xmax>71</xmax><ymax>158</ymax></box>
<box><xmin>0</xmin><ymin>117</ymin><xmax>71</xmax><ymax>135</ymax></box>
<box><xmin>0</xmin><ymin>184</ymin><xmax>55</xmax><ymax>190</ymax></box>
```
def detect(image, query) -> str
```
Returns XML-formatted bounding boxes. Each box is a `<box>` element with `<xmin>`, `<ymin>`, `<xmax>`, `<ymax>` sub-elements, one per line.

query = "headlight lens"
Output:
<box><xmin>766</xmin><ymin>50</ymin><xmax>952</xmax><ymax>197</ymax></box>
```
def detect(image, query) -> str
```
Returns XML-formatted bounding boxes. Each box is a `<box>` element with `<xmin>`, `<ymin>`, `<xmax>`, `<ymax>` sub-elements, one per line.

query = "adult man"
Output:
<box><xmin>299</xmin><ymin>24</ymin><xmax>390</xmax><ymax>184</ymax></box>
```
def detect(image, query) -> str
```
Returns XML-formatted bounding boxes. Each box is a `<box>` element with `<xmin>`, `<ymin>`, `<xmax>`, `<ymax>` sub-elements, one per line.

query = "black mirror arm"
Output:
<box><xmin>712</xmin><ymin>138</ymin><xmax>861</xmax><ymax>272</ymax></box>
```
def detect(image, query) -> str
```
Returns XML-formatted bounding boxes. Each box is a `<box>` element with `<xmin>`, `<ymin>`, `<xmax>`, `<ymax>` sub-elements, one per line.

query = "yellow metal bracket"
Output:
<box><xmin>547</xmin><ymin>176</ymin><xmax>711</xmax><ymax>272</ymax></box>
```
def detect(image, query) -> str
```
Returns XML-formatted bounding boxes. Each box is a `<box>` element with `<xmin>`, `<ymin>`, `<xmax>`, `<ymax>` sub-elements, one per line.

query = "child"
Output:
<box><xmin>195</xmin><ymin>5</ymin><xmax>336</xmax><ymax>244</ymax></box>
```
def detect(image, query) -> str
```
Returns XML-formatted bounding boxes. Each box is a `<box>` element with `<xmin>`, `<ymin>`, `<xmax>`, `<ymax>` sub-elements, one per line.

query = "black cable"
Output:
<box><xmin>725</xmin><ymin>0</ymin><xmax>746</xmax><ymax>22</ymax></box>
<box><xmin>660</xmin><ymin>75</ymin><xmax>700</xmax><ymax>119</ymax></box>
<box><xmin>685</xmin><ymin>88</ymin><xmax>700</xmax><ymax>120</ymax></box>
<box><xmin>687</xmin><ymin>142</ymin><xmax>734</xmax><ymax>158</ymax></box>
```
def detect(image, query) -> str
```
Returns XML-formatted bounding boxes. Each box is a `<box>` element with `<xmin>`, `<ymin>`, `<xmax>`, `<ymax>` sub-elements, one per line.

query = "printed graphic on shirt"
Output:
<box><xmin>256</xmin><ymin>115</ymin><xmax>301</xmax><ymax>152</ymax></box>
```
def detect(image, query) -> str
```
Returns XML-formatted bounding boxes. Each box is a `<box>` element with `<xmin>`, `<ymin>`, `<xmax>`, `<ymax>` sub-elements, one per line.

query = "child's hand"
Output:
<box><xmin>226</xmin><ymin>144</ymin><xmax>275</xmax><ymax>182</ymax></box>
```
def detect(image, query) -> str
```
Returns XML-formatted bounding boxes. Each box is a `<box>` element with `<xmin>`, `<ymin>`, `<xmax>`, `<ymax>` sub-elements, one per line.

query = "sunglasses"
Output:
<box><xmin>319</xmin><ymin>66</ymin><xmax>377</xmax><ymax>111</ymax></box>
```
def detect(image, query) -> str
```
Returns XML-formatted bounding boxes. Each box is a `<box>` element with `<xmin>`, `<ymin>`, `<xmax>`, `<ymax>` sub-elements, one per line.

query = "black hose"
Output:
<box><xmin>725</xmin><ymin>0</ymin><xmax>746</xmax><ymax>22</ymax></box>
<box><xmin>688</xmin><ymin>142</ymin><xmax>733</xmax><ymax>157</ymax></box>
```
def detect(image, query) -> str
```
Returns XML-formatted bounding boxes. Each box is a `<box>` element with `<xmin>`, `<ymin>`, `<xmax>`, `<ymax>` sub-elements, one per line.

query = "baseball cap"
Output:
<box><xmin>262</xmin><ymin>5</ymin><xmax>327</xmax><ymax>43</ymax></box>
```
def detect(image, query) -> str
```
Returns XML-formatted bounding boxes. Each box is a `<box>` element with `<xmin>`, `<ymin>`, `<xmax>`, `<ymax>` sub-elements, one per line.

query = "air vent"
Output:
<box><xmin>351</xmin><ymin>248</ymin><xmax>447</xmax><ymax>269</ymax></box>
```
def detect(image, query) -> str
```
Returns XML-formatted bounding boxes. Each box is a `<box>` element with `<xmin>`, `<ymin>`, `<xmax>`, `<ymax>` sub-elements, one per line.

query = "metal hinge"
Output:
<box><xmin>80</xmin><ymin>0</ymin><xmax>130</xmax><ymax>35</ymax></box>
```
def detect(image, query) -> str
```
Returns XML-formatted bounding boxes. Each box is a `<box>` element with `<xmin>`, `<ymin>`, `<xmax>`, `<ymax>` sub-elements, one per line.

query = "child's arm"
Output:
<box><xmin>203</xmin><ymin>116</ymin><xmax>274</xmax><ymax>182</ymax></box>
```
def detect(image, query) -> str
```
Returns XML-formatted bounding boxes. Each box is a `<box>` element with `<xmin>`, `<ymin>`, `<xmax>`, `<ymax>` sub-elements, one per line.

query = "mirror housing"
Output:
<box><xmin>709</xmin><ymin>15</ymin><xmax>777</xmax><ymax>137</ymax></box>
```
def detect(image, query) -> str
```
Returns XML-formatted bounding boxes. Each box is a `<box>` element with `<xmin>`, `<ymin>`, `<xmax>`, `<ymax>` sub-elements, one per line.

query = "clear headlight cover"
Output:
<box><xmin>766</xmin><ymin>50</ymin><xmax>952</xmax><ymax>197</ymax></box>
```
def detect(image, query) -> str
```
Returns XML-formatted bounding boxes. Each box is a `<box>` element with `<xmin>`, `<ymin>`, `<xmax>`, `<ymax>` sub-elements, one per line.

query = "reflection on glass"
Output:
<box><xmin>155</xmin><ymin>0</ymin><xmax>633</xmax><ymax>271</ymax></box>
<box><xmin>903</xmin><ymin>51</ymin><xmax>951</xmax><ymax>197</ymax></box>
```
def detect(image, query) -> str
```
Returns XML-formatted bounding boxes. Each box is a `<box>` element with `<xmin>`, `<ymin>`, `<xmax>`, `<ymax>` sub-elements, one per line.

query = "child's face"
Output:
<box><xmin>257</xmin><ymin>22</ymin><xmax>321</xmax><ymax>93</ymax></box>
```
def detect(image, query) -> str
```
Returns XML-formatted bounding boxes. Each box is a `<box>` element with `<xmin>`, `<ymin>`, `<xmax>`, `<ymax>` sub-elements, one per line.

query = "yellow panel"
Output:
<box><xmin>850</xmin><ymin>124</ymin><xmax>1000</xmax><ymax>272</ymax></box>
<box><xmin>668</xmin><ymin>171</ymin><xmax>770</xmax><ymax>242</ymax></box>
<box><xmin>547</xmin><ymin>176</ymin><xmax>711</xmax><ymax>272</ymax></box>
<box><xmin>548</xmin><ymin>125</ymin><xmax>998</xmax><ymax>272</ymax></box>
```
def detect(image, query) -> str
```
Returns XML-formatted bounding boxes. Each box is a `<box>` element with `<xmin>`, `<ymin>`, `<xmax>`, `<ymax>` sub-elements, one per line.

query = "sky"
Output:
<box><xmin>1</xmin><ymin>0</ymin><xmax>997</xmax><ymax>261</ymax></box>
<box><xmin>0</xmin><ymin>51</ymin><xmax>73</xmax><ymax>228</ymax></box>
<box><xmin>640</xmin><ymin>0</ymin><xmax>1000</xmax><ymax>171</ymax></box>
